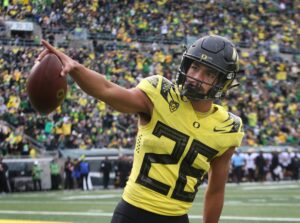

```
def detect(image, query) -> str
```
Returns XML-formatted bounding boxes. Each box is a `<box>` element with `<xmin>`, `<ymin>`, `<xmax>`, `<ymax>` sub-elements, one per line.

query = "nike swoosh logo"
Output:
<box><xmin>213</xmin><ymin>127</ymin><xmax>226</xmax><ymax>132</ymax></box>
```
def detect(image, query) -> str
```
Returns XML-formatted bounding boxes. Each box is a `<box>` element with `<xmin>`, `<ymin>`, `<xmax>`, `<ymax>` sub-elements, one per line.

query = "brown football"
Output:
<box><xmin>26</xmin><ymin>53</ymin><xmax>67</xmax><ymax>115</ymax></box>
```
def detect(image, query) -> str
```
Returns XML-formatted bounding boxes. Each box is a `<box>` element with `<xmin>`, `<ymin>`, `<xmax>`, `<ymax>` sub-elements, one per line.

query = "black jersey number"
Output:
<box><xmin>136</xmin><ymin>121</ymin><xmax>218</xmax><ymax>202</ymax></box>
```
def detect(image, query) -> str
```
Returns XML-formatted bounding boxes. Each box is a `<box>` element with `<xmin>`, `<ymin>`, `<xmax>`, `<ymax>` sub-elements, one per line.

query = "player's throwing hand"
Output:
<box><xmin>37</xmin><ymin>40</ymin><xmax>79</xmax><ymax>77</ymax></box>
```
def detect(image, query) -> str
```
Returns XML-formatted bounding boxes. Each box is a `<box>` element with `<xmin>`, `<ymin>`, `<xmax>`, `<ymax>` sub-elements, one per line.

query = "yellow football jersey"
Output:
<box><xmin>123</xmin><ymin>75</ymin><xmax>244</xmax><ymax>216</ymax></box>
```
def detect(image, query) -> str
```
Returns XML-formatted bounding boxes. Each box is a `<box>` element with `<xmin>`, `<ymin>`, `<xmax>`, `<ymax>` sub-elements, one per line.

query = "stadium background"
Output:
<box><xmin>0</xmin><ymin>0</ymin><xmax>299</xmax><ymax>222</ymax></box>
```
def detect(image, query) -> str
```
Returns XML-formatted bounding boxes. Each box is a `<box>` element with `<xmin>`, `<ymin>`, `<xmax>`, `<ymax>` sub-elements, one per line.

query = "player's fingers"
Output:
<box><xmin>60</xmin><ymin>68</ymin><xmax>68</xmax><ymax>77</ymax></box>
<box><xmin>41</xmin><ymin>39</ymin><xmax>58</xmax><ymax>54</ymax></box>
<box><xmin>35</xmin><ymin>49</ymin><xmax>50</xmax><ymax>63</ymax></box>
<box><xmin>61</xmin><ymin>63</ymin><xmax>71</xmax><ymax>77</ymax></box>
<box><xmin>41</xmin><ymin>39</ymin><xmax>70</xmax><ymax>65</ymax></box>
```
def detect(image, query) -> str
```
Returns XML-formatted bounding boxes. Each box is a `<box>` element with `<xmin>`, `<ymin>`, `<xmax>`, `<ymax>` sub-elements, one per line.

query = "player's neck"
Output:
<box><xmin>191</xmin><ymin>100</ymin><xmax>213</xmax><ymax>113</ymax></box>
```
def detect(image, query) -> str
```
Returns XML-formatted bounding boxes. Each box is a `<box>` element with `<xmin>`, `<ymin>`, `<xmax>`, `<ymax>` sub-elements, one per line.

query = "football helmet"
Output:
<box><xmin>176</xmin><ymin>35</ymin><xmax>239</xmax><ymax>100</ymax></box>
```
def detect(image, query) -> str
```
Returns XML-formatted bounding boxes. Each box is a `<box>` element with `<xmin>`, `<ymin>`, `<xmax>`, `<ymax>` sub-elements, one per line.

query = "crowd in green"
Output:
<box><xmin>0</xmin><ymin>0</ymin><xmax>299</xmax><ymax>156</ymax></box>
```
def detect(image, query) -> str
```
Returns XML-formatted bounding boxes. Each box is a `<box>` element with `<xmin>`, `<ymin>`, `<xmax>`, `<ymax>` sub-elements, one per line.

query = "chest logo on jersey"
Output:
<box><xmin>193</xmin><ymin>121</ymin><xmax>200</xmax><ymax>128</ymax></box>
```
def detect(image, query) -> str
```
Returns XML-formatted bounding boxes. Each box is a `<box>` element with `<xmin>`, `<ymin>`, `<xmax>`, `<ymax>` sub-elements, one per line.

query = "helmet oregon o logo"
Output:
<box><xmin>201</xmin><ymin>54</ymin><xmax>208</xmax><ymax>60</ymax></box>
<box><xmin>227</xmin><ymin>72</ymin><xmax>234</xmax><ymax>79</ymax></box>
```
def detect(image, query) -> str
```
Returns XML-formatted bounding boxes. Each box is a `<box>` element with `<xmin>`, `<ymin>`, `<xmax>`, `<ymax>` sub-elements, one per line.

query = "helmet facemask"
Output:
<box><xmin>176</xmin><ymin>35</ymin><xmax>239</xmax><ymax>101</ymax></box>
<box><xmin>177</xmin><ymin>58</ymin><xmax>230</xmax><ymax>100</ymax></box>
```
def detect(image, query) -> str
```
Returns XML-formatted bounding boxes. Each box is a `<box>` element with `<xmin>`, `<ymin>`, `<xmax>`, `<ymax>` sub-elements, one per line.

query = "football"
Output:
<box><xmin>26</xmin><ymin>53</ymin><xmax>67</xmax><ymax>115</ymax></box>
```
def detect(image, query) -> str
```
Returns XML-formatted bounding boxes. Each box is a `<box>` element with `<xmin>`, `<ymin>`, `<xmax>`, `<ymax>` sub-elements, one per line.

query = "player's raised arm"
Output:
<box><xmin>37</xmin><ymin>40</ymin><xmax>152</xmax><ymax>115</ymax></box>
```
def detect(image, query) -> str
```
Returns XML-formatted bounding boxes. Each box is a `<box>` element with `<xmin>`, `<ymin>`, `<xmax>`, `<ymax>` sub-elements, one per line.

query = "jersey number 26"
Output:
<box><xmin>136</xmin><ymin>121</ymin><xmax>218</xmax><ymax>202</ymax></box>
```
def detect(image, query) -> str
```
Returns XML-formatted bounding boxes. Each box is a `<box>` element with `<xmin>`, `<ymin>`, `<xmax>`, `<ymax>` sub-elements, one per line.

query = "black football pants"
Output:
<box><xmin>111</xmin><ymin>199</ymin><xmax>189</xmax><ymax>223</ymax></box>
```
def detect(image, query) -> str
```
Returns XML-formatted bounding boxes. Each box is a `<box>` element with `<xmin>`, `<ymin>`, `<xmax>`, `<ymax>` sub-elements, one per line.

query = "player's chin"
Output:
<box><xmin>185</xmin><ymin>84</ymin><xmax>206</xmax><ymax>94</ymax></box>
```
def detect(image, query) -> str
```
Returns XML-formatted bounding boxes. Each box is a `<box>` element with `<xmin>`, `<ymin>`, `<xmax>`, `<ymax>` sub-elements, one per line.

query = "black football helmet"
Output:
<box><xmin>176</xmin><ymin>35</ymin><xmax>239</xmax><ymax>100</ymax></box>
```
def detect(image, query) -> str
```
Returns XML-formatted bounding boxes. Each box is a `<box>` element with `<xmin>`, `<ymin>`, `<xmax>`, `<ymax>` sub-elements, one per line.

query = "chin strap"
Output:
<box><xmin>228</xmin><ymin>79</ymin><xmax>240</xmax><ymax>90</ymax></box>
<box><xmin>181</xmin><ymin>84</ymin><xmax>210</xmax><ymax>100</ymax></box>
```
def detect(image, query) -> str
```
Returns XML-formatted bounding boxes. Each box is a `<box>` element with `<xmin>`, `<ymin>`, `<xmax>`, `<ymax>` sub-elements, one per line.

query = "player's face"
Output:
<box><xmin>186</xmin><ymin>62</ymin><xmax>219</xmax><ymax>94</ymax></box>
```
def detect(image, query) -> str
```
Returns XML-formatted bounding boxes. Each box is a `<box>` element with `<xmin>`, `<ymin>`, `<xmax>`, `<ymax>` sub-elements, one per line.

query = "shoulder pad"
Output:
<box><xmin>145</xmin><ymin>75</ymin><xmax>160</xmax><ymax>88</ymax></box>
<box><xmin>214</xmin><ymin>112</ymin><xmax>243</xmax><ymax>133</ymax></box>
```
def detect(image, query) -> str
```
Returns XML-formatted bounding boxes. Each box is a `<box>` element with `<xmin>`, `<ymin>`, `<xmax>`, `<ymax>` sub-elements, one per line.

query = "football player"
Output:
<box><xmin>37</xmin><ymin>34</ymin><xmax>244</xmax><ymax>223</ymax></box>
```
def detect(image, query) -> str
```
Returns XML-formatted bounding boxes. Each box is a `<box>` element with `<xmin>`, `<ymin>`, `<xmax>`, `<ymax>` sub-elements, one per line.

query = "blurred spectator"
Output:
<box><xmin>32</xmin><ymin>160</ymin><xmax>42</xmax><ymax>191</ymax></box>
<box><xmin>114</xmin><ymin>160</ymin><xmax>120</xmax><ymax>188</ymax></box>
<box><xmin>72</xmin><ymin>158</ymin><xmax>81</xmax><ymax>189</ymax></box>
<box><xmin>100</xmin><ymin>156</ymin><xmax>112</xmax><ymax>189</ymax></box>
<box><xmin>0</xmin><ymin>155</ymin><xmax>9</xmax><ymax>193</ymax></box>
<box><xmin>290</xmin><ymin>152</ymin><xmax>300</xmax><ymax>180</ymax></box>
<box><xmin>50</xmin><ymin>158</ymin><xmax>60</xmax><ymax>190</ymax></box>
<box><xmin>263</xmin><ymin>152</ymin><xmax>272</xmax><ymax>179</ymax></box>
<box><xmin>118</xmin><ymin>155</ymin><xmax>132</xmax><ymax>188</ymax></box>
<box><xmin>279</xmin><ymin>149</ymin><xmax>292</xmax><ymax>178</ymax></box>
<box><xmin>64</xmin><ymin>156</ymin><xmax>74</xmax><ymax>189</ymax></box>
<box><xmin>79</xmin><ymin>156</ymin><xmax>90</xmax><ymax>190</ymax></box>
<box><xmin>255</xmin><ymin>151</ymin><xmax>267</xmax><ymax>182</ymax></box>
<box><xmin>270</xmin><ymin>151</ymin><xmax>282</xmax><ymax>181</ymax></box>
<box><xmin>244</xmin><ymin>151</ymin><xmax>257</xmax><ymax>182</ymax></box>
<box><xmin>231</xmin><ymin>151</ymin><xmax>245</xmax><ymax>184</ymax></box>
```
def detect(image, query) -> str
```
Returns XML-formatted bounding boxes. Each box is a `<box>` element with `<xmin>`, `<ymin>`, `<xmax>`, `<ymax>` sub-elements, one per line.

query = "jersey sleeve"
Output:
<box><xmin>230</xmin><ymin>114</ymin><xmax>244</xmax><ymax>148</ymax></box>
<box><xmin>215</xmin><ymin>129</ymin><xmax>244</xmax><ymax>157</ymax></box>
<box><xmin>231</xmin><ymin>118</ymin><xmax>244</xmax><ymax>147</ymax></box>
<box><xmin>213</xmin><ymin>109</ymin><xmax>245</xmax><ymax>157</ymax></box>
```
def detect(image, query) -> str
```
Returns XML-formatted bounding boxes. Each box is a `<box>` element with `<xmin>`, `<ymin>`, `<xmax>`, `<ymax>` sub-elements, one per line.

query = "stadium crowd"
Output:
<box><xmin>0</xmin><ymin>0</ymin><xmax>299</xmax><ymax>157</ymax></box>
<box><xmin>1</xmin><ymin>0</ymin><xmax>298</xmax><ymax>51</ymax></box>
